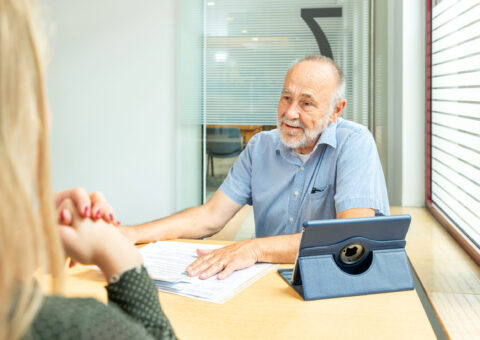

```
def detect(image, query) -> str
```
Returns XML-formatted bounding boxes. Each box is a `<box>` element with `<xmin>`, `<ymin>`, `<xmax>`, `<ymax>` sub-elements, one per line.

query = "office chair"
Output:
<box><xmin>206</xmin><ymin>127</ymin><xmax>243</xmax><ymax>177</ymax></box>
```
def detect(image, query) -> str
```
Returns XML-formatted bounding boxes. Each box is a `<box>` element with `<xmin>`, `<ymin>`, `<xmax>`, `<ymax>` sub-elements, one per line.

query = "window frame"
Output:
<box><xmin>425</xmin><ymin>0</ymin><xmax>480</xmax><ymax>266</ymax></box>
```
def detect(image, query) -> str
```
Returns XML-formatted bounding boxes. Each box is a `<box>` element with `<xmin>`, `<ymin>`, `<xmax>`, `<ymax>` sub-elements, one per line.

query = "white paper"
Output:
<box><xmin>139</xmin><ymin>241</ymin><xmax>276</xmax><ymax>303</ymax></box>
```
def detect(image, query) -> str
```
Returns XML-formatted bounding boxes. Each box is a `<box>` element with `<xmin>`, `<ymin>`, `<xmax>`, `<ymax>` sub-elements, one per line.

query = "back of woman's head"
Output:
<box><xmin>0</xmin><ymin>1</ymin><xmax>64</xmax><ymax>339</ymax></box>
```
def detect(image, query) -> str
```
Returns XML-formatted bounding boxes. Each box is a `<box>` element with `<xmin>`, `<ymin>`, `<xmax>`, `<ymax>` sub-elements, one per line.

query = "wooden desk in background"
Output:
<box><xmin>65</xmin><ymin>240</ymin><xmax>436</xmax><ymax>340</ymax></box>
<box><xmin>207</xmin><ymin>125</ymin><xmax>263</xmax><ymax>145</ymax></box>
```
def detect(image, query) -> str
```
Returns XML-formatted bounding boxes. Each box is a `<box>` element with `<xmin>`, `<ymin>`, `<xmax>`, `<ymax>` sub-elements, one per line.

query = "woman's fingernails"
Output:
<box><xmin>84</xmin><ymin>206</ymin><xmax>90</xmax><ymax>217</ymax></box>
<box><xmin>60</xmin><ymin>210</ymin><xmax>65</xmax><ymax>221</ymax></box>
<box><xmin>109</xmin><ymin>213</ymin><xmax>114</xmax><ymax>221</ymax></box>
<box><xmin>96</xmin><ymin>210</ymin><xmax>102</xmax><ymax>219</ymax></box>
<box><xmin>114</xmin><ymin>220</ymin><xmax>120</xmax><ymax>226</ymax></box>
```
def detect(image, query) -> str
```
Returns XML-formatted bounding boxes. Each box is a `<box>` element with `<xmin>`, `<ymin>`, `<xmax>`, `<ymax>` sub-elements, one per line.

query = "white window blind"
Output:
<box><xmin>431</xmin><ymin>0</ymin><xmax>480</xmax><ymax>247</ymax></box>
<box><xmin>204</xmin><ymin>0</ymin><xmax>370</xmax><ymax>126</ymax></box>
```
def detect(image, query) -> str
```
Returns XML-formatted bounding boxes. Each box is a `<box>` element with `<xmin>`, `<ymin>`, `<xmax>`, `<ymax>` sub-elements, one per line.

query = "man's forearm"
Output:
<box><xmin>253</xmin><ymin>233</ymin><xmax>302</xmax><ymax>264</ymax></box>
<box><xmin>251</xmin><ymin>209</ymin><xmax>374</xmax><ymax>264</ymax></box>
<box><xmin>121</xmin><ymin>191</ymin><xmax>242</xmax><ymax>244</ymax></box>
<box><xmin>125</xmin><ymin>205</ymin><xmax>224</xmax><ymax>244</ymax></box>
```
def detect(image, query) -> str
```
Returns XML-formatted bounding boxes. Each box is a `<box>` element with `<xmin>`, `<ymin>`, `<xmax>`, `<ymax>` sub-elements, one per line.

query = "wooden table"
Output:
<box><xmin>65</xmin><ymin>240</ymin><xmax>436</xmax><ymax>340</ymax></box>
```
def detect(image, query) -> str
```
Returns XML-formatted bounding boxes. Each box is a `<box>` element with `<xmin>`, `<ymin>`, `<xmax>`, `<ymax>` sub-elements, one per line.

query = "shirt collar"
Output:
<box><xmin>316</xmin><ymin>118</ymin><xmax>339</xmax><ymax>150</ymax></box>
<box><xmin>275</xmin><ymin>118</ymin><xmax>340</xmax><ymax>155</ymax></box>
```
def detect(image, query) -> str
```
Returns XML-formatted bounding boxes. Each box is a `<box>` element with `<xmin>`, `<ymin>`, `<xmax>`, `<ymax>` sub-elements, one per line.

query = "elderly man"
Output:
<box><xmin>121</xmin><ymin>55</ymin><xmax>389</xmax><ymax>279</ymax></box>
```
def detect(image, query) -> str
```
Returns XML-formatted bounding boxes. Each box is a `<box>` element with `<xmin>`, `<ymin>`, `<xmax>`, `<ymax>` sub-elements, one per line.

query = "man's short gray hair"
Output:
<box><xmin>290</xmin><ymin>55</ymin><xmax>346</xmax><ymax>110</ymax></box>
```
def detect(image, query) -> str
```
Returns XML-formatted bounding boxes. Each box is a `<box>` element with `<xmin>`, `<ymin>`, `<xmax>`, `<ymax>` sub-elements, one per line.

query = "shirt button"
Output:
<box><xmin>289</xmin><ymin>217</ymin><xmax>294</xmax><ymax>223</ymax></box>
<box><xmin>300</xmin><ymin>166</ymin><xmax>305</xmax><ymax>171</ymax></box>
<box><xmin>294</xmin><ymin>191</ymin><xmax>299</xmax><ymax>196</ymax></box>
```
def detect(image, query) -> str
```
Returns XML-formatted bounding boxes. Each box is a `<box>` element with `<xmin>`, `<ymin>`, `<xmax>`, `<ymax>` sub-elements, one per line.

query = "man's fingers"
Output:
<box><xmin>55</xmin><ymin>187</ymin><xmax>91</xmax><ymax>217</ymax></box>
<box><xmin>195</xmin><ymin>242</ymin><xmax>258</xmax><ymax>280</ymax></box>
<box><xmin>187</xmin><ymin>248</ymin><xmax>235</xmax><ymax>280</ymax></box>
<box><xmin>186</xmin><ymin>257</ymin><xmax>211</xmax><ymax>276</ymax></box>
<box><xmin>186</xmin><ymin>251</ymin><xmax>217</xmax><ymax>276</ymax></box>
<box><xmin>217</xmin><ymin>264</ymin><xmax>236</xmax><ymax>280</ymax></box>
<box><xmin>185</xmin><ymin>249</ymin><xmax>214</xmax><ymax>274</ymax></box>
<box><xmin>196</xmin><ymin>248</ymin><xmax>213</xmax><ymax>256</ymax></box>
<box><xmin>198</xmin><ymin>261</ymin><xmax>226</xmax><ymax>280</ymax></box>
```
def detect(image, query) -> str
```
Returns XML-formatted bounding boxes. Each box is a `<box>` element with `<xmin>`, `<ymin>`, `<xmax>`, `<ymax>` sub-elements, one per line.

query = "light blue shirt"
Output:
<box><xmin>219</xmin><ymin>118</ymin><xmax>390</xmax><ymax>238</ymax></box>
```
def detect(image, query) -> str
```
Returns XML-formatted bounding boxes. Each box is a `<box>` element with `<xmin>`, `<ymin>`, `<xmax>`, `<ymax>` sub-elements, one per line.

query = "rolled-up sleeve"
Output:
<box><xmin>219</xmin><ymin>134</ymin><xmax>259</xmax><ymax>206</ymax></box>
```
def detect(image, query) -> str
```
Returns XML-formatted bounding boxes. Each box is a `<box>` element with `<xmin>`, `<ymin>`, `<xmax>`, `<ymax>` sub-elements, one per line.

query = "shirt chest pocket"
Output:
<box><xmin>299</xmin><ymin>184</ymin><xmax>336</xmax><ymax>224</ymax></box>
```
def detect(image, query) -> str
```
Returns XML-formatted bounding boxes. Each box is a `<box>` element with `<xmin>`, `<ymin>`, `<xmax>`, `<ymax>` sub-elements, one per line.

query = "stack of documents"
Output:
<box><xmin>139</xmin><ymin>241</ymin><xmax>276</xmax><ymax>304</ymax></box>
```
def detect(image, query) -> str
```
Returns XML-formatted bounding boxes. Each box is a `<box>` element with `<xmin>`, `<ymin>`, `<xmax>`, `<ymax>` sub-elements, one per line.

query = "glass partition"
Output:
<box><xmin>203</xmin><ymin>0</ymin><xmax>371</xmax><ymax>200</ymax></box>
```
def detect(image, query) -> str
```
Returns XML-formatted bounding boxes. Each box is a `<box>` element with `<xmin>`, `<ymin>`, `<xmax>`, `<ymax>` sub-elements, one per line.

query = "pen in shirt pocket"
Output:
<box><xmin>311</xmin><ymin>186</ymin><xmax>326</xmax><ymax>194</ymax></box>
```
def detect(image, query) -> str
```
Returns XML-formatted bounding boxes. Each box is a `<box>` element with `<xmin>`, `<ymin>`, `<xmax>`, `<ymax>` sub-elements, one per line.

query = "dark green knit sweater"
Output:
<box><xmin>21</xmin><ymin>266</ymin><xmax>176</xmax><ymax>340</ymax></box>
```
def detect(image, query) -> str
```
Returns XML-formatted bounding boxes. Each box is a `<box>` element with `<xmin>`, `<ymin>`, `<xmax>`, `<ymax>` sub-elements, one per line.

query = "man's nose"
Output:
<box><xmin>284</xmin><ymin>103</ymin><xmax>299</xmax><ymax>120</ymax></box>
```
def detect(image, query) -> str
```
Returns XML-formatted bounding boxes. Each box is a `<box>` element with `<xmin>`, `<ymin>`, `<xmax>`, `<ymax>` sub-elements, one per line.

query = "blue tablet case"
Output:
<box><xmin>278</xmin><ymin>215</ymin><xmax>414</xmax><ymax>300</ymax></box>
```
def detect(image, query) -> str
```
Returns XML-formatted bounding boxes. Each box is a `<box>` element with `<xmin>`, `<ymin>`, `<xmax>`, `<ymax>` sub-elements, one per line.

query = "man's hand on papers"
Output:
<box><xmin>186</xmin><ymin>239</ymin><xmax>261</xmax><ymax>280</ymax></box>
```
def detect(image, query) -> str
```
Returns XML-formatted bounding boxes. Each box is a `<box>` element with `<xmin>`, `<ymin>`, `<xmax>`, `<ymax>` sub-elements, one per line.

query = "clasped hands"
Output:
<box><xmin>54</xmin><ymin>187</ymin><xmax>119</xmax><ymax>226</ymax></box>
<box><xmin>54</xmin><ymin>187</ymin><xmax>142</xmax><ymax>280</ymax></box>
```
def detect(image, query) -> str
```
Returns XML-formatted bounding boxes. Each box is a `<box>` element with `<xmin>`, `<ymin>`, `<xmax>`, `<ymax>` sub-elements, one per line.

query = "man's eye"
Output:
<box><xmin>283</xmin><ymin>96</ymin><xmax>290</xmax><ymax>101</ymax></box>
<box><xmin>304</xmin><ymin>102</ymin><xmax>311</xmax><ymax>106</ymax></box>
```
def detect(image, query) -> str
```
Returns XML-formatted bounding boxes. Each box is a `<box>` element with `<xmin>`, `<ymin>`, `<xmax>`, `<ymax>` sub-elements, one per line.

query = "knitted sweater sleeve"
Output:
<box><xmin>23</xmin><ymin>266</ymin><xmax>176</xmax><ymax>340</ymax></box>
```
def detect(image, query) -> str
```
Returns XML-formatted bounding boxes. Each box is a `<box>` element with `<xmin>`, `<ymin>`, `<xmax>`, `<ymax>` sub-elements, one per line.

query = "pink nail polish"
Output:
<box><xmin>60</xmin><ymin>210</ymin><xmax>65</xmax><ymax>221</ymax></box>
<box><xmin>109</xmin><ymin>213</ymin><xmax>114</xmax><ymax>221</ymax></box>
<box><xmin>84</xmin><ymin>206</ymin><xmax>90</xmax><ymax>217</ymax></box>
<box><xmin>96</xmin><ymin>210</ymin><xmax>101</xmax><ymax>219</ymax></box>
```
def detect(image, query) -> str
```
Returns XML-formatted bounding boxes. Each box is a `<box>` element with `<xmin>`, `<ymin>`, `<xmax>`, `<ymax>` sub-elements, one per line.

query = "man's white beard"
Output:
<box><xmin>278</xmin><ymin>110</ymin><xmax>332</xmax><ymax>150</ymax></box>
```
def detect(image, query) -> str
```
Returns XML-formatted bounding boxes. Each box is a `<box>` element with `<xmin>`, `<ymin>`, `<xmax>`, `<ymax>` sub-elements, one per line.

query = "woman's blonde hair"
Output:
<box><xmin>0</xmin><ymin>0</ymin><xmax>64</xmax><ymax>339</ymax></box>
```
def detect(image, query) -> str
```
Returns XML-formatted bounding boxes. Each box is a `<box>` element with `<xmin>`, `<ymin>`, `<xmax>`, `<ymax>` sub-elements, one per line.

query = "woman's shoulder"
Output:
<box><xmin>23</xmin><ymin>295</ymin><xmax>153</xmax><ymax>340</ymax></box>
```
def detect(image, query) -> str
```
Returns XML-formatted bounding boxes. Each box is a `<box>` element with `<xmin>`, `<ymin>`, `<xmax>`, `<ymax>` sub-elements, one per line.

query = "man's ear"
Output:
<box><xmin>329</xmin><ymin>99</ymin><xmax>346</xmax><ymax>123</ymax></box>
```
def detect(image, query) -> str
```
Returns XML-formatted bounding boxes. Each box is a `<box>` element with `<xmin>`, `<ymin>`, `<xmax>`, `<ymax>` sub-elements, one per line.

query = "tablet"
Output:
<box><xmin>279</xmin><ymin>215</ymin><xmax>411</xmax><ymax>286</ymax></box>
